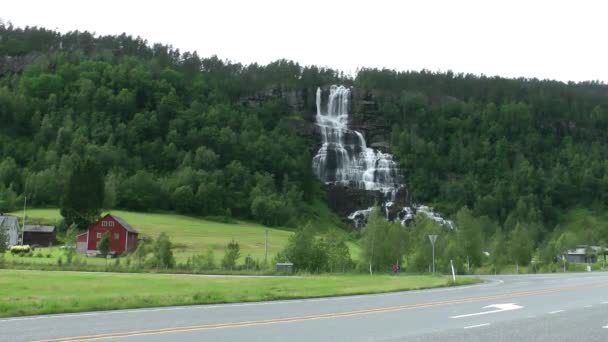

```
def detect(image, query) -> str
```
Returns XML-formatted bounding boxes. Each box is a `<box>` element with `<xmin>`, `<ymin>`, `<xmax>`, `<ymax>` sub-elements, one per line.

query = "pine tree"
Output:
<box><xmin>60</xmin><ymin>159</ymin><xmax>105</xmax><ymax>230</ymax></box>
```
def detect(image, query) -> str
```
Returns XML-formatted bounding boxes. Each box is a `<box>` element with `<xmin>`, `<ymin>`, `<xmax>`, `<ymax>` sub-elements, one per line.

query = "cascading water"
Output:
<box><xmin>312</xmin><ymin>85</ymin><xmax>402</xmax><ymax>198</ymax></box>
<box><xmin>312</xmin><ymin>85</ymin><xmax>453</xmax><ymax>229</ymax></box>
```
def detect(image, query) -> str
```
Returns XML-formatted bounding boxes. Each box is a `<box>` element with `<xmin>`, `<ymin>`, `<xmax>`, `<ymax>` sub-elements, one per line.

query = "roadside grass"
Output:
<box><xmin>473</xmin><ymin>261</ymin><xmax>607</xmax><ymax>275</ymax></box>
<box><xmin>0</xmin><ymin>269</ymin><xmax>479</xmax><ymax>317</ymax></box>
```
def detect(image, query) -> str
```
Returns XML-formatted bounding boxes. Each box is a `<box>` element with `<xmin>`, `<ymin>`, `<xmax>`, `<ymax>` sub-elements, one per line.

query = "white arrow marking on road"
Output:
<box><xmin>603</xmin><ymin>325</ymin><xmax>608</xmax><ymax>329</ymax></box>
<box><xmin>464</xmin><ymin>323</ymin><xmax>490</xmax><ymax>329</ymax></box>
<box><xmin>450</xmin><ymin>303</ymin><xmax>523</xmax><ymax>319</ymax></box>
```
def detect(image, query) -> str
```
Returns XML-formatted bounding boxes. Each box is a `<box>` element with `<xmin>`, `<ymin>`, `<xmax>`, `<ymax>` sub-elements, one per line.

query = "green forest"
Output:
<box><xmin>2</xmin><ymin>24</ymin><xmax>608</xmax><ymax>262</ymax></box>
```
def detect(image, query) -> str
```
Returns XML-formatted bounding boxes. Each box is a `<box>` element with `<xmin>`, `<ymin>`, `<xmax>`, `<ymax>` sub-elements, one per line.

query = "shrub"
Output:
<box><xmin>190</xmin><ymin>250</ymin><xmax>216</xmax><ymax>271</ymax></box>
<box><xmin>221</xmin><ymin>240</ymin><xmax>240</xmax><ymax>270</ymax></box>
<box><xmin>151</xmin><ymin>233</ymin><xmax>175</xmax><ymax>269</ymax></box>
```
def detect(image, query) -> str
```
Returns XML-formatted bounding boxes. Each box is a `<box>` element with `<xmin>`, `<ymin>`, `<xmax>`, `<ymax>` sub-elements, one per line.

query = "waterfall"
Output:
<box><xmin>312</xmin><ymin>85</ymin><xmax>402</xmax><ymax>198</ymax></box>
<box><xmin>312</xmin><ymin>85</ymin><xmax>453</xmax><ymax>229</ymax></box>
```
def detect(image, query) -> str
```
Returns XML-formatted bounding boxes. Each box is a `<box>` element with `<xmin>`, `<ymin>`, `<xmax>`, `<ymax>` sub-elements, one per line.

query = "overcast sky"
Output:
<box><xmin>3</xmin><ymin>0</ymin><xmax>607</xmax><ymax>82</ymax></box>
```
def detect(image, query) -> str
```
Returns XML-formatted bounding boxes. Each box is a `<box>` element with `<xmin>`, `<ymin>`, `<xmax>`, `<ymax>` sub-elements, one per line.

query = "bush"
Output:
<box><xmin>35</xmin><ymin>253</ymin><xmax>44</xmax><ymax>258</ymax></box>
<box><xmin>221</xmin><ymin>240</ymin><xmax>240</xmax><ymax>270</ymax></box>
<box><xmin>151</xmin><ymin>233</ymin><xmax>175</xmax><ymax>269</ymax></box>
<box><xmin>189</xmin><ymin>250</ymin><xmax>216</xmax><ymax>271</ymax></box>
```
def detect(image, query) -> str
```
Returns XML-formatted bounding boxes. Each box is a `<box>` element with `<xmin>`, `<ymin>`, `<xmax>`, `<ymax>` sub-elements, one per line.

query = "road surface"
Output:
<box><xmin>1</xmin><ymin>272</ymin><xmax>608</xmax><ymax>341</ymax></box>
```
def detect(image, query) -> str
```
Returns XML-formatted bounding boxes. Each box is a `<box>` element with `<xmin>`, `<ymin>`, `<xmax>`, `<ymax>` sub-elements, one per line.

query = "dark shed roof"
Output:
<box><xmin>23</xmin><ymin>224</ymin><xmax>55</xmax><ymax>233</ymax></box>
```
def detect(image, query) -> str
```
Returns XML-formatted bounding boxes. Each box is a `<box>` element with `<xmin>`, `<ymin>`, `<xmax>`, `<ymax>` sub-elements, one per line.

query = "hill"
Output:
<box><xmin>2</xmin><ymin>24</ymin><xmax>608</xmax><ymax>254</ymax></box>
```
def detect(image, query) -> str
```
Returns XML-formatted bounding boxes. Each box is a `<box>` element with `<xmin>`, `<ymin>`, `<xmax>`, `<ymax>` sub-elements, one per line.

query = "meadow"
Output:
<box><xmin>6</xmin><ymin>208</ymin><xmax>361</xmax><ymax>264</ymax></box>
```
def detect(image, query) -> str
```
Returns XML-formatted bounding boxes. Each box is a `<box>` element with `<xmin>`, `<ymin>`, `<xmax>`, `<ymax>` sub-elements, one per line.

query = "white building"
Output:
<box><xmin>0</xmin><ymin>215</ymin><xmax>20</xmax><ymax>247</ymax></box>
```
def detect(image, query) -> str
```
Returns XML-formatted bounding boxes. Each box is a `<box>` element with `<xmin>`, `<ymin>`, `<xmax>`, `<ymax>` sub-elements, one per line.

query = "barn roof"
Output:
<box><xmin>109</xmin><ymin>215</ymin><xmax>138</xmax><ymax>233</ymax></box>
<box><xmin>0</xmin><ymin>216</ymin><xmax>19</xmax><ymax>229</ymax></box>
<box><xmin>23</xmin><ymin>224</ymin><xmax>55</xmax><ymax>233</ymax></box>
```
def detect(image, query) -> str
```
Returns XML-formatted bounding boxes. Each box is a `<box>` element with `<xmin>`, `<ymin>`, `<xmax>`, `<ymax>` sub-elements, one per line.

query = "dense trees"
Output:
<box><xmin>356</xmin><ymin>68</ymin><xmax>608</xmax><ymax>249</ymax></box>
<box><xmin>0</xmin><ymin>24</ymin><xmax>337</xmax><ymax>228</ymax></box>
<box><xmin>278</xmin><ymin>224</ymin><xmax>352</xmax><ymax>273</ymax></box>
<box><xmin>362</xmin><ymin>209</ymin><xmax>408</xmax><ymax>272</ymax></box>
<box><xmin>2</xmin><ymin>23</ymin><xmax>608</xmax><ymax>253</ymax></box>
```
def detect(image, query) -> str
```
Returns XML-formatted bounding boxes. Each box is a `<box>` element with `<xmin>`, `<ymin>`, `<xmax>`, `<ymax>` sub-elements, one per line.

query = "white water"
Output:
<box><xmin>312</xmin><ymin>85</ymin><xmax>452</xmax><ymax>229</ymax></box>
<box><xmin>312</xmin><ymin>85</ymin><xmax>402</xmax><ymax>198</ymax></box>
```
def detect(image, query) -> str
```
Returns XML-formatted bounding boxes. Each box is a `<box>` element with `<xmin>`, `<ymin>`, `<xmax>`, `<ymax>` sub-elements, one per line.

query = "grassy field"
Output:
<box><xmin>8</xmin><ymin>209</ymin><xmax>295</xmax><ymax>263</ymax></box>
<box><xmin>0</xmin><ymin>269</ymin><xmax>479</xmax><ymax>317</ymax></box>
<box><xmin>6</xmin><ymin>208</ymin><xmax>361</xmax><ymax>264</ymax></box>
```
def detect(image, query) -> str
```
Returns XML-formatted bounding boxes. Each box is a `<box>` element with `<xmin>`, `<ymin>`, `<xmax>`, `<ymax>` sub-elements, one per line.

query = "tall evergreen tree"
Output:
<box><xmin>60</xmin><ymin>159</ymin><xmax>105</xmax><ymax>230</ymax></box>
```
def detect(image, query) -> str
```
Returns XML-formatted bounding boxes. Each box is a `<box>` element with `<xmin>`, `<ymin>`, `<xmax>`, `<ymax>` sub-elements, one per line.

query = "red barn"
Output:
<box><xmin>76</xmin><ymin>214</ymin><xmax>139</xmax><ymax>255</ymax></box>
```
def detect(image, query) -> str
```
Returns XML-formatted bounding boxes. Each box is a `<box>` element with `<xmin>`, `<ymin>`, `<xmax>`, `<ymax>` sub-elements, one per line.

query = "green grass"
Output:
<box><xmin>0</xmin><ymin>269</ymin><xmax>479</xmax><ymax>317</ymax></box>
<box><xmin>10</xmin><ymin>209</ymin><xmax>295</xmax><ymax>263</ymax></box>
<box><xmin>8</xmin><ymin>208</ymin><xmax>361</xmax><ymax>264</ymax></box>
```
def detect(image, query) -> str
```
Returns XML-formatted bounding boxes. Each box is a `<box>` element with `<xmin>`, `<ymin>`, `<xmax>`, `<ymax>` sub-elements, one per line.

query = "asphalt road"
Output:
<box><xmin>2</xmin><ymin>272</ymin><xmax>608</xmax><ymax>342</ymax></box>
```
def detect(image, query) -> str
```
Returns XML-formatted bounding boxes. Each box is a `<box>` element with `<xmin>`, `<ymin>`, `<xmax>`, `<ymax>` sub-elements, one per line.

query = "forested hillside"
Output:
<box><xmin>2</xmin><ymin>24</ymin><xmax>608</xmax><ymax>250</ymax></box>
<box><xmin>0</xmin><ymin>24</ymin><xmax>340</xmax><ymax>227</ymax></box>
<box><xmin>355</xmin><ymin>70</ymin><xmax>608</xmax><ymax>245</ymax></box>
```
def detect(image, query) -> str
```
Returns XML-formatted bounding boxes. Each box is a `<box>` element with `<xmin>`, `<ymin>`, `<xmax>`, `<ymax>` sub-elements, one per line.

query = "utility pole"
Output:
<box><xmin>429</xmin><ymin>235</ymin><xmax>438</xmax><ymax>275</ymax></box>
<box><xmin>264</xmin><ymin>228</ymin><xmax>268</xmax><ymax>263</ymax></box>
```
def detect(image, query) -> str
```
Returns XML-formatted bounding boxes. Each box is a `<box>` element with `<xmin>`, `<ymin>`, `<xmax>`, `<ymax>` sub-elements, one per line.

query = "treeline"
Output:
<box><xmin>0</xmin><ymin>23</ymin><xmax>341</xmax><ymax>227</ymax></box>
<box><xmin>361</xmin><ymin>207</ymin><xmax>607</xmax><ymax>274</ymax></box>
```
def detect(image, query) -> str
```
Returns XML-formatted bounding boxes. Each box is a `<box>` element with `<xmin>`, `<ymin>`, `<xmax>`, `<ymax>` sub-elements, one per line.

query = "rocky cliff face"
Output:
<box><xmin>0</xmin><ymin>54</ymin><xmax>42</xmax><ymax>78</ymax></box>
<box><xmin>240</xmin><ymin>85</ymin><xmax>410</xmax><ymax>228</ymax></box>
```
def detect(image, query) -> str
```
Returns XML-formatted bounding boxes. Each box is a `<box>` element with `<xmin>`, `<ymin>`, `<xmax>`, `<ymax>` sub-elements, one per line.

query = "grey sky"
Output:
<box><xmin>3</xmin><ymin>0</ymin><xmax>607</xmax><ymax>82</ymax></box>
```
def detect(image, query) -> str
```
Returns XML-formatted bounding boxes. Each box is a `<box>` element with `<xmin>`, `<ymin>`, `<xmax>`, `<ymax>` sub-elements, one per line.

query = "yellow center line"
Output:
<box><xmin>33</xmin><ymin>281</ymin><xmax>608</xmax><ymax>342</ymax></box>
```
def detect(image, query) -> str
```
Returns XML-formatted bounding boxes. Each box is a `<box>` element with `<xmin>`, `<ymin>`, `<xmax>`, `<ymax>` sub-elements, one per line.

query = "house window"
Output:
<box><xmin>97</xmin><ymin>232</ymin><xmax>102</xmax><ymax>238</ymax></box>
<box><xmin>102</xmin><ymin>221</ymin><xmax>107</xmax><ymax>227</ymax></box>
<box><xmin>109</xmin><ymin>221</ymin><xmax>115</xmax><ymax>227</ymax></box>
<box><xmin>114</xmin><ymin>233</ymin><xmax>119</xmax><ymax>240</ymax></box>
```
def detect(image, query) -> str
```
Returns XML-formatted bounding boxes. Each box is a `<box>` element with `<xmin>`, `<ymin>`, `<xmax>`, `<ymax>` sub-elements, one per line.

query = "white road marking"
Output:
<box><xmin>451</xmin><ymin>303</ymin><xmax>523</xmax><ymax>319</ymax></box>
<box><xmin>464</xmin><ymin>323</ymin><xmax>490</xmax><ymax>329</ymax></box>
<box><xmin>584</xmin><ymin>305</ymin><xmax>592</xmax><ymax>308</ymax></box>
<box><xmin>549</xmin><ymin>310</ymin><xmax>564</xmax><ymax>314</ymax></box>
<box><xmin>601</xmin><ymin>301</ymin><xmax>608</xmax><ymax>305</ymax></box>
<box><xmin>603</xmin><ymin>325</ymin><xmax>608</xmax><ymax>329</ymax></box>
